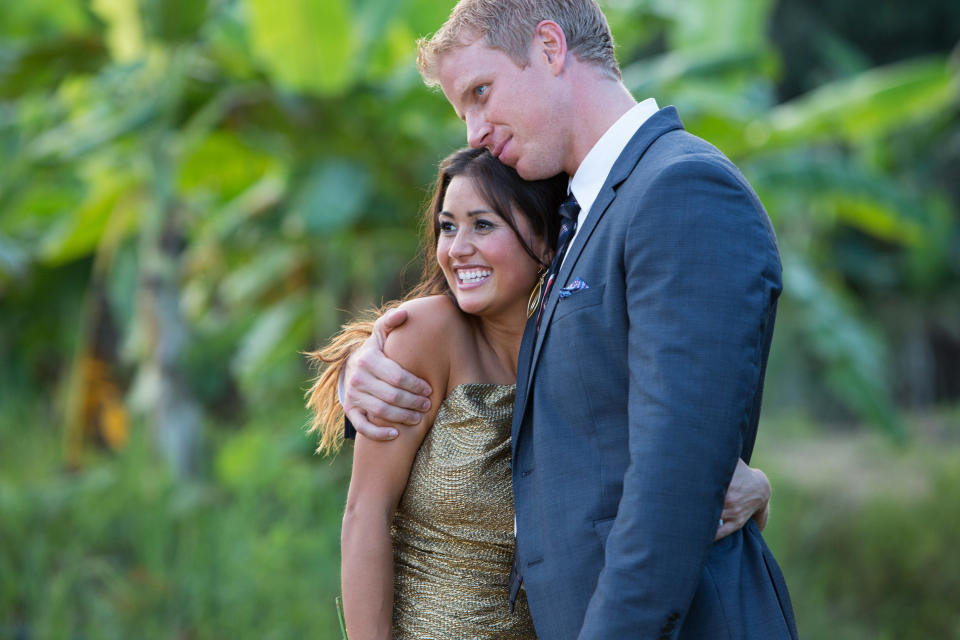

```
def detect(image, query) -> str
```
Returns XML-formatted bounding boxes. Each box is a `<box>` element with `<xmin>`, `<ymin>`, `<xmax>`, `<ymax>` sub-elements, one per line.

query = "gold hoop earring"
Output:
<box><xmin>527</xmin><ymin>266</ymin><xmax>548</xmax><ymax>318</ymax></box>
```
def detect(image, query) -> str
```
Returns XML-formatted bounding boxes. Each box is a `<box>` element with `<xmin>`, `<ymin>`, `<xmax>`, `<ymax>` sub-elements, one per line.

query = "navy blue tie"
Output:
<box><xmin>535</xmin><ymin>194</ymin><xmax>580</xmax><ymax>331</ymax></box>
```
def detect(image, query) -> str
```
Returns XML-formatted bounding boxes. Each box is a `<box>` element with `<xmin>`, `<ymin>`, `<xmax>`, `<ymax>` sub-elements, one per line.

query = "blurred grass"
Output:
<box><xmin>0</xmin><ymin>396</ymin><xmax>350</xmax><ymax>640</ymax></box>
<box><xmin>3</xmin><ymin>402</ymin><xmax>960</xmax><ymax>638</ymax></box>
<box><xmin>756</xmin><ymin>406</ymin><xmax>960</xmax><ymax>639</ymax></box>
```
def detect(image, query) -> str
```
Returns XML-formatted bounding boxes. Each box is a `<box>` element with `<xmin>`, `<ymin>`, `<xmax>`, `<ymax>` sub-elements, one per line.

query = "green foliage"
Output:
<box><xmin>0</xmin><ymin>411</ymin><xmax>349</xmax><ymax>639</ymax></box>
<box><xmin>779</xmin><ymin>254</ymin><xmax>907</xmax><ymax>440</ymax></box>
<box><xmin>5</xmin><ymin>0</ymin><xmax>952</xmax><ymax>448</ymax></box>
<box><xmin>246</xmin><ymin>0</ymin><xmax>354</xmax><ymax>95</ymax></box>
<box><xmin>140</xmin><ymin>0</ymin><xmax>209</xmax><ymax>43</ymax></box>
<box><xmin>759</xmin><ymin>425</ymin><xmax>960</xmax><ymax>639</ymax></box>
<box><xmin>0</xmin><ymin>0</ymin><xmax>958</xmax><ymax>634</ymax></box>
<box><xmin>750</xmin><ymin>57</ymin><xmax>957</xmax><ymax>151</ymax></box>
<box><xmin>0</xmin><ymin>0</ymin><xmax>454</xmax><ymax>451</ymax></box>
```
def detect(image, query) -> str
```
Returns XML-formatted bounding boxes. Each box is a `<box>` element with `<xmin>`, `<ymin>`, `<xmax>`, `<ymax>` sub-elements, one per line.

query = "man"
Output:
<box><xmin>341</xmin><ymin>0</ymin><xmax>797</xmax><ymax>637</ymax></box>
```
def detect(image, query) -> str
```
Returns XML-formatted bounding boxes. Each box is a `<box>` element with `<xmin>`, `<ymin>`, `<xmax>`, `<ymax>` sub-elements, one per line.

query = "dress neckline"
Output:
<box><xmin>446</xmin><ymin>382</ymin><xmax>516</xmax><ymax>394</ymax></box>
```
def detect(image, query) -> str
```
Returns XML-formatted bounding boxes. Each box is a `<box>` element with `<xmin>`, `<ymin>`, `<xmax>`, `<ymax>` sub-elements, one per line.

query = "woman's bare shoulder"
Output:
<box><xmin>399</xmin><ymin>294</ymin><xmax>464</xmax><ymax>326</ymax></box>
<box><xmin>383</xmin><ymin>295</ymin><xmax>469</xmax><ymax>387</ymax></box>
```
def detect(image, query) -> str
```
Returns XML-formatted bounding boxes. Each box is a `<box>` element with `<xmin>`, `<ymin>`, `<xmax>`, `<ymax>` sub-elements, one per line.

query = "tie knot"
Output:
<box><xmin>559</xmin><ymin>195</ymin><xmax>580</xmax><ymax>222</ymax></box>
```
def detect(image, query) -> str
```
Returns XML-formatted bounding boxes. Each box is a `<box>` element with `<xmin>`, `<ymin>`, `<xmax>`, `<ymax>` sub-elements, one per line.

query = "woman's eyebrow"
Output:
<box><xmin>438</xmin><ymin>209</ymin><xmax>494</xmax><ymax>217</ymax></box>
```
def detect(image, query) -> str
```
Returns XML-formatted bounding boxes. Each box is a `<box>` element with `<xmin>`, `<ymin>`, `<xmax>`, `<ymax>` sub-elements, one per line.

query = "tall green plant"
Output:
<box><xmin>0</xmin><ymin>0</ymin><xmax>458</xmax><ymax>467</ymax></box>
<box><xmin>1</xmin><ymin>0</ymin><xmax>957</xmax><ymax>452</ymax></box>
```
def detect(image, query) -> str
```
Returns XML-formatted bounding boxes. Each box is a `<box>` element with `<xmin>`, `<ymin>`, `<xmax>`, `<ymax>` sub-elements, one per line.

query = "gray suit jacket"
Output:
<box><xmin>511</xmin><ymin>107</ymin><xmax>798</xmax><ymax>639</ymax></box>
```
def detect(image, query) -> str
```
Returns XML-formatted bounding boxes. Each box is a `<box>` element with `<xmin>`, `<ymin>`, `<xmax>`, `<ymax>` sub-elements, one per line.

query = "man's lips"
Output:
<box><xmin>491</xmin><ymin>138</ymin><xmax>511</xmax><ymax>161</ymax></box>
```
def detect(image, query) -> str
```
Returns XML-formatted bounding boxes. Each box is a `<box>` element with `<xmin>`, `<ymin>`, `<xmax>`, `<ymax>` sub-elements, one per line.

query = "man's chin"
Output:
<box><xmin>513</xmin><ymin>159</ymin><xmax>544</xmax><ymax>181</ymax></box>
<box><xmin>512</xmin><ymin>154</ymin><xmax>563</xmax><ymax>181</ymax></box>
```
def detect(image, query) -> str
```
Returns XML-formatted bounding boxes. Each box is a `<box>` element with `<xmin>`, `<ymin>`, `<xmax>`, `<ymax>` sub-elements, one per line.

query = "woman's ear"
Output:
<box><xmin>534</xmin><ymin>235</ymin><xmax>552</xmax><ymax>266</ymax></box>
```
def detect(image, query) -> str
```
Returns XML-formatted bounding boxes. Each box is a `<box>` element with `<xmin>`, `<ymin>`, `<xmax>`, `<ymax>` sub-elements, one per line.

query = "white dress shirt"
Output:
<box><xmin>560</xmin><ymin>98</ymin><xmax>659</xmax><ymax>269</ymax></box>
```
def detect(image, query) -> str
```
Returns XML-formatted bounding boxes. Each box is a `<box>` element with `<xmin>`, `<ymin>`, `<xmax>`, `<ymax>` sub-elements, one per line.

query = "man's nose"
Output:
<box><xmin>466</xmin><ymin>113</ymin><xmax>492</xmax><ymax>150</ymax></box>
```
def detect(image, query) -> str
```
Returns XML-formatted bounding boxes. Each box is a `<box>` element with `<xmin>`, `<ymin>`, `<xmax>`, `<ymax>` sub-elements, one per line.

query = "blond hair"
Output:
<box><xmin>417</xmin><ymin>0</ymin><xmax>620</xmax><ymax>85</ymax></box>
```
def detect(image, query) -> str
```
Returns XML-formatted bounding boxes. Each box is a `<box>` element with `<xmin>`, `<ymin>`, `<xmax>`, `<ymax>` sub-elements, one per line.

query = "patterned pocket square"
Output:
<box><xmin>559</xmin><ymin>277</ymin><xmax>590</xmax><ymax>299</ymax></box>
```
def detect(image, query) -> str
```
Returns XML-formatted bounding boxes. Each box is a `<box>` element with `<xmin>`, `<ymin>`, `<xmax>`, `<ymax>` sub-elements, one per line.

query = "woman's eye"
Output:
<box><xmin>475</xmin><ymin>219</ymin><xmax>494</xmax><ymax>231</ymax></box>
<box><xmin>439</xmin><ymin>221</ymin><xmax>455</xmax><ymax>233</ymax></box>
<box><xmin>475</xmin><ymin>84</ymin><xmax>488</xmax><ymax>97</ymax></box>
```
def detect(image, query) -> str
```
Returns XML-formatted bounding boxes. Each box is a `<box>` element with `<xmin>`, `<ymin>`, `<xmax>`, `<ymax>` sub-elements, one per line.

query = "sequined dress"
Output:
<box><xmin>391</xmin><ymin>383</ymin><xmax>536</xmax><ymax>639</ymax></box>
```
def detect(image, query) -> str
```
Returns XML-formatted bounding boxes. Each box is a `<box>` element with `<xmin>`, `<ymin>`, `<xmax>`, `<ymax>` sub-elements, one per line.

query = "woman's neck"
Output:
<box><xmin>473</xmin><ymin>306</ymin><xmax>528</xmax><ymax>382</ymax></box>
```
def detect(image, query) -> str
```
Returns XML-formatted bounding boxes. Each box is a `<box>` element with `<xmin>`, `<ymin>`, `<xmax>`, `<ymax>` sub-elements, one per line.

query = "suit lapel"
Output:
<box><xmin>511</xmin><ymin>312</ymin><xmax>539</xmax><ymax>455</ymax></box>
<box><xmin>514</xmin><ymin>107</ymin><xmax>685</xmax><ymax>418</ymax></box>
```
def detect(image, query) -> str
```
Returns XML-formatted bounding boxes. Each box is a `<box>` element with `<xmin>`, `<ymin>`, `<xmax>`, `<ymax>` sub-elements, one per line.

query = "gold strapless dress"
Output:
<box><xmin>391</xmin><ymin>383</ymin><xmax>536</xmax><ymax>639</ymax></box>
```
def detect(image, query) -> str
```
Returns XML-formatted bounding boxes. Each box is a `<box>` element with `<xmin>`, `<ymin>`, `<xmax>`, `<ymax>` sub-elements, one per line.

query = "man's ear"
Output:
<box><xmin>534</xmin><ymin>20</ymin><xmax>568</xmax><ymax>75</ymax></box>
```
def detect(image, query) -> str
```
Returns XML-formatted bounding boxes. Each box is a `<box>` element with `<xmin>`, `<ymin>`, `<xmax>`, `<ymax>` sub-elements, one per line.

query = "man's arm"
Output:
<box><xmin>341</xmin><ymin>308</ymin><xmax>434</xmax><ymax>440</ymax></box>
<box><xmin>578</xmin><ymin>159</ymin><xmax>782</xmax><ymax>638</ymax></box>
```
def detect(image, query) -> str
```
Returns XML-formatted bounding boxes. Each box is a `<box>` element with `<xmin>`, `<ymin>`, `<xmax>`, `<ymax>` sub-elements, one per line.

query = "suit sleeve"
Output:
<box><xmin>577</xmin><ymin>158</ymin><xmax>782</xmax><ymax>638</ymax></box>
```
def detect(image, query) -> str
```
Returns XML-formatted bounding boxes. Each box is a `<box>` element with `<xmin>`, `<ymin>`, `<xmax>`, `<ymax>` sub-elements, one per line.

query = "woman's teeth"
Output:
<box><xmin>458</xmin><ymin>269</ymin><xmax>491</xmax><ymax>283</ymax></box>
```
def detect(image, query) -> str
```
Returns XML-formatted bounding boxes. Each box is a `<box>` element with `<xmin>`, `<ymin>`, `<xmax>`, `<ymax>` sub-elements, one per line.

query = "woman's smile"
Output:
<box><xmin>455</xmin><ymin>267</ymin><xmax>493</xmax><ymax>287</ymax></box>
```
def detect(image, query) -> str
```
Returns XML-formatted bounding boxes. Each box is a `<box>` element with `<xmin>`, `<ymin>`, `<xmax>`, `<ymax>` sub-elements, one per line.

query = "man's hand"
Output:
<box><xmin>715</xmin><ymin>459</ymin><xmax>771</xmax><ymax>540</ymax></box>
<box><xmin>342</xmin><ymin>308</ymin><xmax>433</xmax><ymax>440</ymax></box>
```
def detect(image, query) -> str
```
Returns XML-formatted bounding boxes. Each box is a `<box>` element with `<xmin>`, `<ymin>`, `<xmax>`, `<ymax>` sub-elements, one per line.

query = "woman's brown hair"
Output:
<box><xmin>305</xmin><ymin>147</ymin><xmax>566</xmax><ymax>454</ymax></box>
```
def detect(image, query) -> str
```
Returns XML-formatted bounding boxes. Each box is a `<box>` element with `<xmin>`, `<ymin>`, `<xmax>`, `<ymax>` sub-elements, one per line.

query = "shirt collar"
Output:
<box><xmin>569</xmin><ymin>98</ymin><xmax>659</xmax><ymax>215</ymax></box>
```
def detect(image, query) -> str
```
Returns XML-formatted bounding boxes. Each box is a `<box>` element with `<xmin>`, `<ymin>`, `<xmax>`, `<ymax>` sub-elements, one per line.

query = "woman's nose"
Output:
<box><xmin>448</xmin><ymin>229</ymin><xmax>474</xmax><ymax>257</ymax></box>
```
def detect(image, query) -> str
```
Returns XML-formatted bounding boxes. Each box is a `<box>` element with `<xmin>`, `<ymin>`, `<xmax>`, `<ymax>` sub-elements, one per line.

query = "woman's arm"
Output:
<box><xmin>341</xmin><ymin>425</ymin><xmax>426</xmax><ymax>639</ymax></box>
<box><xmin>340</xmin><ymin>296</ymin><xmax>459</xmax><ymax>639</ymax></box>
<box><xmin>715</xmin><ymin>458</ymin><xmax>772</xmax><ymax>540</ymax></box>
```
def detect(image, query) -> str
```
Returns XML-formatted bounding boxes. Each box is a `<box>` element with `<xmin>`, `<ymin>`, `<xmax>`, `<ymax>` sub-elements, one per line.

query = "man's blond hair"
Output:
<box><xmin>417</xmin><ymin>0</ymin><xmax>620</xmax><ymax>85</ymax></box>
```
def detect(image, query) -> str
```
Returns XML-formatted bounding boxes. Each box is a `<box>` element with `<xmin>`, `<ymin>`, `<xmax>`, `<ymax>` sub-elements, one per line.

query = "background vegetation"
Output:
<box><xmin>1</xmin><ymin>0</ymin><xmax>958</xmax><ymax>637</ymax></box>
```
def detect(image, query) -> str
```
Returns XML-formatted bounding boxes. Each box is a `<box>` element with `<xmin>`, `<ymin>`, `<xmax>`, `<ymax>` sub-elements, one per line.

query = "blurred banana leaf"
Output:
<box><xmin>747</xmin><ymin>56</ymin><xmax>957</xmax><ymax>152</ymax></box>
<box><xmin>245</xmin><ymin>0</ymin><xmax>354</xmax><ymax>95</ymax></box>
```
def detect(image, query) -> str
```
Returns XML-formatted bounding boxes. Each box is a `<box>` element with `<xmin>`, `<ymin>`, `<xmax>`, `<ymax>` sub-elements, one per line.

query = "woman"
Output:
<box><xmin>307</xmin><ymin>147</ymin><xmax>770</xmax><ymax>639</ymax></box>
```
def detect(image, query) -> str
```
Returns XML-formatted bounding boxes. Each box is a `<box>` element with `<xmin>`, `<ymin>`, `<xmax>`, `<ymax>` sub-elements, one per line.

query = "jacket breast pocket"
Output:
<box><xmin>553</xmin><ymin>283</ymin><xmax>605</xmax><ymax>323</ymax></box>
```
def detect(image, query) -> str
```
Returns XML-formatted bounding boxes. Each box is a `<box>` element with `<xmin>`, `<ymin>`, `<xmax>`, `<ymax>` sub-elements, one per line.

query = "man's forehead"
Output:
<box><xmin>440</xmin><ymin>41</ymin><xmax>489</xmax><ymax>79</ymax></box>
<box><xmin>440</xmin><ymin>41</ymin><xmax>510</xmax><ymax>97</ymax></box>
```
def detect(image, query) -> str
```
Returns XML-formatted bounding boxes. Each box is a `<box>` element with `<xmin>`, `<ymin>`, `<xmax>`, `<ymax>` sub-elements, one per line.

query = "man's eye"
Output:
<box><xmin>475</xmin><ymin>84</ymin><xmax>488</xmax><ymax>97</ymax></box>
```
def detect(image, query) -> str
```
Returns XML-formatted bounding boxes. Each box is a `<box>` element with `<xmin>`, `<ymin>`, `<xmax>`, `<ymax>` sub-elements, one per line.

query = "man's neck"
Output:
<box><xmin>565</xmin><ymin>73</ymin><xmax>638</xmax><ymax>176</ymax></box>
